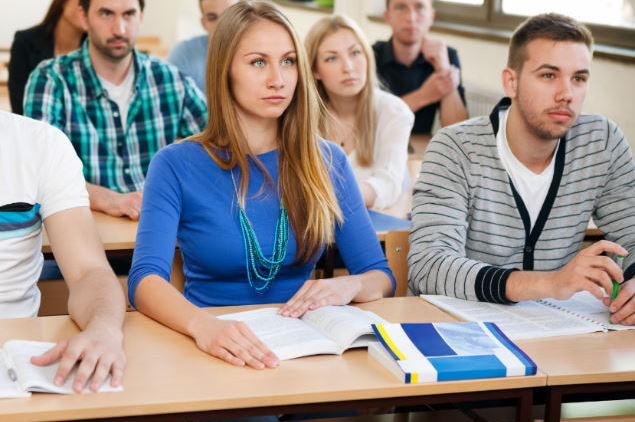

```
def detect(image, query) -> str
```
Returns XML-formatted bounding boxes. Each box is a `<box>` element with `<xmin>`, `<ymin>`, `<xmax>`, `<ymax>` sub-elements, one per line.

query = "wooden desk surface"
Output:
<box><xmin>0</xmin><ymin>297</ymin><xmax>545</xmax><ymax>422</ymax></box>
<box><xmin>518</xmin><ymin>330</ymin><xmax>635</xmax><ymax>386</ymax></box>
<box><xmin>42</xmin><ymin>211</ymin><xmax>138</xmax><ymax>253</ymax></box>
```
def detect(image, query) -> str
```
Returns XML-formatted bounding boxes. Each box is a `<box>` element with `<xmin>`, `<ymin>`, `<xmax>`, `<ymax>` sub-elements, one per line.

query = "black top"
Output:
<box><xmin>8</xmin><ymin>25</ymin><xmax>55</xmax><ymax>115</ymax></box>
<box><xmin>373</xmin><ymin>39</ymin><xmax>466</xmax><ymax>135</ymax></box>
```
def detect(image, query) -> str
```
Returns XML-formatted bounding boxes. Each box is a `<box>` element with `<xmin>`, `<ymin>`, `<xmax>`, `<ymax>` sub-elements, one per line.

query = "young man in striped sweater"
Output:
<box><xmin>409</xmin><ymin>13</ymin><xmax>635</xmax><ymax>325</ymax></box>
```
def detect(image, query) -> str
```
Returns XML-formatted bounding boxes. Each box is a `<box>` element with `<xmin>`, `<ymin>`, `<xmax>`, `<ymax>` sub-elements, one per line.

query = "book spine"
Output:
<box><xmin>483</xmin><ymin>322</ymin><xmax>537</xmax><ymax>375</ymax></box>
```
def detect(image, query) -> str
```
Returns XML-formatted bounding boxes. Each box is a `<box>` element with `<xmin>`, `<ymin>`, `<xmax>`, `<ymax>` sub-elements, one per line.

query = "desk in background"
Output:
<box><xmin>38</xmin><ymin>210</ymin><xmax>410</xmax><ymax>314</ymax></box>
<box><xmin>519</xmin><ymin>330</ymin><xmax>635</xmax><ymax>422</ymax></box>
<box><xmin>42</xmin><ymin>211</ymin><xmax>137</xmax><ymax>255</ymax></box>
<box><xmin>0</xmin><ymin>297</ymin><xmax>543</xmax><ymax>422</ymax></box>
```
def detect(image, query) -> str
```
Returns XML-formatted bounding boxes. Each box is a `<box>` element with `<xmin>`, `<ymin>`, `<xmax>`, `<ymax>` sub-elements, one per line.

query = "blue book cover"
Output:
<box><xmin>369</xmin><ymin>322</ymin><xmax>537</xmax><ymax>383</ymax></box>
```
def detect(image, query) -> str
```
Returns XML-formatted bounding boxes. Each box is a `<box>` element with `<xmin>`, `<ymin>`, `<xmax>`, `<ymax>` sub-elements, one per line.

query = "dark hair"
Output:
<box><xmin>40</xmin><ymin>0</ymin><xmax>71</xmax><ymax>36</ymax></box>
<box><xmin>79</xmin><ymin>0</ymin><xmax>145</xmax><ymax>12</ymax></box>
<box><xmin>508</xmin><ymin>13</ymin><xmax>593</xmax><ymax>70</ymax></box>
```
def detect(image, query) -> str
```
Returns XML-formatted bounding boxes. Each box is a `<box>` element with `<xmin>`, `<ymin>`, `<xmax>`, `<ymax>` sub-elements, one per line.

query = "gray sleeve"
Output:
<box><xmin>408</xmin><ymin>129</ymin><xmax>516</xmax><ymax>303</ymax></box>
<box><xmin>592</xmin><ymin>119</ymin><xmax>635</xmax><ymax>279</ymax></box>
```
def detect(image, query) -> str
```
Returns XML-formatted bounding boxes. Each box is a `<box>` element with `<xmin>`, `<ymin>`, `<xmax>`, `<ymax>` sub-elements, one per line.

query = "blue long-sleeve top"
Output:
<box><xmin>128</xmin><ymin>140</ymin><xmax>394</xmax><ymax>308</ymax></box>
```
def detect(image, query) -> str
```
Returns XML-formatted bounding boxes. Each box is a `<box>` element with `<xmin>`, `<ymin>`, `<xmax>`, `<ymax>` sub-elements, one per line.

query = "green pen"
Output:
<box><xmin>611</xmin><ymin>255</ymin><xmax>625</xmax><ymax>301</ymax></box>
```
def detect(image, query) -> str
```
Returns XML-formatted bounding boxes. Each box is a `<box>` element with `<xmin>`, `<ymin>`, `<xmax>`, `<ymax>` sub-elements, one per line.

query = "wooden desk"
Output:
<box><xmin>518</xmin><ymin>331</ymin><xmax>635</xmax><ymax>422</ymax></box>
<box><xmin>42</xmin><ymin>211</ymin><xmax>138</xmax><ymax>255</ymax></box>
<box><xmin>0</xmin><ymin>298</ymin><xmax>544</xmax><ymax>422</ymax></box>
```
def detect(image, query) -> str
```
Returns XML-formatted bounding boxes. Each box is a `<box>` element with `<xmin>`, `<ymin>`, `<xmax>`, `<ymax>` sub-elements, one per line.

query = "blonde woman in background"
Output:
<box><xmin>305</xmin><ymin>15</ymin><xmax>414</xmax><ymax>214</ymax></box>
<box><xmin>128</xmin><ymin>2</ymin><xmax>393</xmax><ymax>370</ymax></box>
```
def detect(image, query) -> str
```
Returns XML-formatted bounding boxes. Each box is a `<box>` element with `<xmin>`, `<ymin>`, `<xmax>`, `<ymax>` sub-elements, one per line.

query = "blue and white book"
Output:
<box><xmin>369</xmin><ymin>322</ymin><xmax>537</xmax><ymax>383</ymax></box>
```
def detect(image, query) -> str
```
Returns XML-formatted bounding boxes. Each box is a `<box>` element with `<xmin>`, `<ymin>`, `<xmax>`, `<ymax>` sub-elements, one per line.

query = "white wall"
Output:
<box><xmin>0</xmin><ymin>0</ymin><xmax>50</xmax><ymax>46</ymax></box>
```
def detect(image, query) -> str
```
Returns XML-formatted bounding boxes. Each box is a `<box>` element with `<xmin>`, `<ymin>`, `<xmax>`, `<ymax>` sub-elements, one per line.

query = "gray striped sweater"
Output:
<box><xmin>408</xmin><ymin>98</ymin><xmax>635</xmax><ymax>303</ymax></box>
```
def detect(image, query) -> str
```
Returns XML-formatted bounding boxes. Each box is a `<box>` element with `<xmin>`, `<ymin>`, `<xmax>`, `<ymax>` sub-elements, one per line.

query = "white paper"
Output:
<box><xmin>4</xmin><ymin>340</ymin><xmax>123</xmax><ymax>395</ymax></box>
<box><xmin>421</xmin><ymin>294</ymin><xmax>603</xmax><ymax>340</ymax></box>
<box><xmin>219</xmin><ymin>308</ymin><xmax>339</xmax><ymax>360</ymax></box>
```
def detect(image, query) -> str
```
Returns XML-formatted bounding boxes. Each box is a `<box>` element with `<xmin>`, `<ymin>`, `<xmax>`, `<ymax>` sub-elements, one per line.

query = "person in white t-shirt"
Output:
<box><xmin>0</xmin><ymin>111</ymin><xmax>126</xmax><ymax>393</ymax></box>
<box><xmin>305</xmin><ymin>14</ymin><xmax>414</xmax><ymax>212</ymax></box>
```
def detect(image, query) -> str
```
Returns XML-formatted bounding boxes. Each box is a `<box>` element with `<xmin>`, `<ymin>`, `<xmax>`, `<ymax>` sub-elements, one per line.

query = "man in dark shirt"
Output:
<box><xmin>373</xmin><ymin>0</ymin><xmax>468</xmax><ymax>135</ymax></box>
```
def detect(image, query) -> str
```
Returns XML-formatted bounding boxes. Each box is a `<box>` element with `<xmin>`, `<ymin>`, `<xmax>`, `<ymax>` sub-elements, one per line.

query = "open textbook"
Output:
<box><xmin>0</xmin><ymin>340</ymin><xmax>123</xmax><ymax>399</ymax></box>
<box><xmin>421</xmin><ymin>291</ymin><xmax>635</xmax><ymax>340</ymax></box>
<box><xmin>218</xmin><ymin>305</ymin><xmax>385</xmax><ymax>360</ymax></box>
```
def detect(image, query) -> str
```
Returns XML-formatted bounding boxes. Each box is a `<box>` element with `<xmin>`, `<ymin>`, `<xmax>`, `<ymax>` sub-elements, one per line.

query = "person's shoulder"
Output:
<box><xmin>567</xmin><ymin>113</ymin><xmax>619</xmax><ymax>149</ymax></box>
<box><xmin>319</xmin><ymin>139</ymin><xmax>348</xmax><ymax>166</ymax></box>
<box><xmin>0</xmin><ymin>111</ymin><xmax>71</xmax><ymax>150</ymax></box>
<box><xmin>446</xmin><ymin>45</ymin><xmax>459</xmax><ymax>56</ymax></box>
<box><xmin>568</xmin><ymin>113</ymin><xmax>610</xmax><ymax>133</ymax></box>
<box><xmin>175</xmin><ymin>34</ymin><xmax>208</xmax><ymax>50</ymax></box>
<box><xmin>372</xmin><ymin>39</ymin><xmax>389</xmax><ymax>57</ymax></box>
<box><xmin>33</xmin><ymin>48</ymin><xmax>81</xmax><ymax>75</ymax></box>
<box><xmin>372</xmin><ymin>39</ymin><xmax>388</xmax><ymax>49</ymax></box>
<box><xmin>169</xmin><ymin>35</ymin><xmax>207</xmax><ymax>58</ymax></box>
<box><xmin>141</xmin><ymin>51</ymin><xmax>195</xmax><ymax>84</ymax></box>
<box><xmin>374</xmin><ymin>89</ymin><xmax>414</xmax><ymax>121</ymax></box>
<box><xmin>156</xmin><ymin>140</ymin><xmax>206</xmax><ymax>161</ymax></box>
<box><xmin>13</xmin><ymin>25</ymin><xmax>46</xmax><ymax>44</ymax></box>
<box><xmin>431</xmin><ymin>115</ymin><xmax>495</xmax><ymax>156</ymax></box>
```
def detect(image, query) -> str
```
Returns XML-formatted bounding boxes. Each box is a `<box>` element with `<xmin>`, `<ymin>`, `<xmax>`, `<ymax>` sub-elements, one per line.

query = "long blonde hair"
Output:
<box><xmin>190</xmin><ymin>1</ymin><xmax>342</xmax><ymax>263</ymax></box>
<box><xmin>305</xmin><ymin>14</ymin><xmax>378</xmax><ymax>167</ymax></box>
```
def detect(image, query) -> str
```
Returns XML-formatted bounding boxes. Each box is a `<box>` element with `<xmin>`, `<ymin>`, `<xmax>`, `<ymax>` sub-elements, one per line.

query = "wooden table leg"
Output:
<box><xmin>516</xmin><ymin>387</ymin><xmax>533</xmax><ymax>422</ymax></box>
<box><xmin>544</xmin><ymin>386</ymin><xmax>562</xmax><ymax>422</ymax></box>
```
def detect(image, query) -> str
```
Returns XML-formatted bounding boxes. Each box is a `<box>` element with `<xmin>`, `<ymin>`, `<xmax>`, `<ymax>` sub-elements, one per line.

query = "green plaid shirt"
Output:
<box><xmin>24</xmin><ymin>41</ymin><xmax>208</xmax><ymax>193</ymax></box>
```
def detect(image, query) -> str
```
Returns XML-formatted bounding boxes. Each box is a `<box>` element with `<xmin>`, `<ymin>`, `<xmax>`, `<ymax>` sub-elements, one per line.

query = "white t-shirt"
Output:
<box><xmin>0</xmin><ymin>111</ymin><xmax>89</xmax><ymax>318</ymax></box>
<box><xmin>348</xmin><ymin>89</ymin><xmax>414</xmax><ymax>210</ymax></box>
<box><xmin>496</xmin><ymin>108</ymin><xmax>556</xmax><ymax>229</ymax></box>
<box><xmin>98</xmin><ymin>64</ymin><xmax>135</xmax><ymax>126</ymax></box>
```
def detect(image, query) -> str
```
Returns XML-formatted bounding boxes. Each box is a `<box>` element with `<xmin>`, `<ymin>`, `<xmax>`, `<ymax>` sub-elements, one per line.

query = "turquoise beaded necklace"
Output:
<box><xmin>231</xmin><ymin>169</ymin><xmax>289</xmax><ymax>293</ymax></box>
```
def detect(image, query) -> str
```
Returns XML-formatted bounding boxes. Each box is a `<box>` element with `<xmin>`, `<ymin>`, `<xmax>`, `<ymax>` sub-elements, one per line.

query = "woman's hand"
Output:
<box><xmin>278</xmin><ymin>277</ymin><xmax>362</xmax><ymax>318</ymax></box>
<box><xmin>189</xmin><ymin>314</ymin><xmax>279</xmax><ymax>369</ymax></box>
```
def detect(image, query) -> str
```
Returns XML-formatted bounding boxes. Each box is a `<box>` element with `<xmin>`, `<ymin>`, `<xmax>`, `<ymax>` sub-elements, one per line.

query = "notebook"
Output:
<box><xmin>0</xmin><ymin>340</ymin><xmax>123</xmax><ymax>398</ymax></box>
<box><xmin>421</xmin><ymin>291</ymin><xmax>635</xmax><ymax>340</ymax></box>
<box><xmin>369</xmin><ymin>322</ymin><xmax>537</xmax><ymax>383</ymax></box>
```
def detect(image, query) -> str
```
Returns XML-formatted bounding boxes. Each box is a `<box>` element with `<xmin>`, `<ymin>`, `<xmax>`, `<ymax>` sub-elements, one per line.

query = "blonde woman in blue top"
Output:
<box><xmin>128</xmin><ymin>2</ymin><xmax>394</xmax><ymax>370</ymax></box>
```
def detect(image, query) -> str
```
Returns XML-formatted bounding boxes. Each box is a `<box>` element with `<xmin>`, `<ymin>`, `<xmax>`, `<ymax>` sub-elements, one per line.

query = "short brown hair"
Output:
<box><xmin>79</xmin><ymin>0</ymin><xmax>145</xmax><ymax>12</ymax></box>
<box><xmin>508</xmin><ymin>13</ymin><xmax>593</xmax><ymax>70</ymax></box>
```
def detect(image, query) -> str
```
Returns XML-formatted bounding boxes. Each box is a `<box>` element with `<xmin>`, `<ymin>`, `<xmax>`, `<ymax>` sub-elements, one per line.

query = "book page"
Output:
<box><xmin>218</xmin><ymin>308</ymin><xmax>339</xmax><ymax>360</ymax></box>
<box><xmin>421</xmin><ymin>295</ymin><xmax>601</xmax><ymax>340</ymax></box>
<box><xmin>0</xmin><ymin>349</ymin><xmax>29</xmax><ymax>398</ymax></box>
<box><xmin>300</xmin><ymin>306</ymin><xmax>385</xmax><ymax>351</ymax></box>
<box><xmin>540</xmin><ymin>291</ymin><xmax>635</xmax><ymax>331</ymax></box>
<box><xmin>4</xmin><ymin>340</ymin><xmax>123</xmax><ymax>394</ymax></box>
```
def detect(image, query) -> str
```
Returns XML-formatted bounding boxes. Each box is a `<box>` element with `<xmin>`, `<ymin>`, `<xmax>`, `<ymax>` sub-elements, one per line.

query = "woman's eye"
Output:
<box><xmin>251</xmin><ymin>58</ymin><xmax>265</xmax><ymax>67</ymax></box>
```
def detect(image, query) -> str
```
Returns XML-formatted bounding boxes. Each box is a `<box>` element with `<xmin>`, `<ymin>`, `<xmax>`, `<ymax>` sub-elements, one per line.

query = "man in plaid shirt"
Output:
<box><xmin>24</xmin><ymin>0</ymin><xmax>208</xmax><ymax>220</ymax></box>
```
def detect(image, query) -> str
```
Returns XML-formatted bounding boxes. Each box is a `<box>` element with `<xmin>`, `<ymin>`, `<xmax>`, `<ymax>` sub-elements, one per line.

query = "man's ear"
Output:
<box><xmin>502</xmin><ymin>67</ymin><xmax>518</xmax><ymax>99</ymax></box>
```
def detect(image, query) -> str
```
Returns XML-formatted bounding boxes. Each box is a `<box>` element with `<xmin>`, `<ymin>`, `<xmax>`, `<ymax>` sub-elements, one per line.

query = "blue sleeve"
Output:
<box><xmin>128</xmin><ymin>146</ymin><xmax>182</xmax><ymax>308</ymax></box>
<box><xmin>326</xmin><ymin>142</ymin><xmax>396</xmax><ymax>294</ymax></box>
<box><xmin>167</xmin><ymin>41</ymin><xmax>193</xmax><ymax>77</ymax></box>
